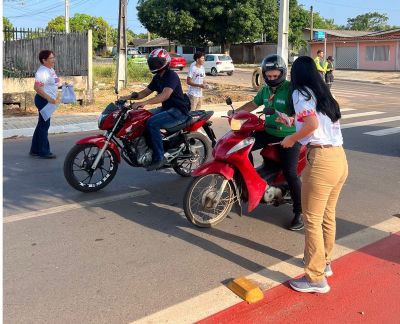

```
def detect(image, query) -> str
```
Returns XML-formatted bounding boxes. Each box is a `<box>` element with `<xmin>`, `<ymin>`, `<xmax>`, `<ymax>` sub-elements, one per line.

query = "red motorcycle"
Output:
<box><xmin>64</xmin><ymin>99</ymin><xmax>216</xmax><ymax>192</ymax></box>
<box><xmin>183</xmin><ymin>98</ymin><xmax>306</xmax><ymax>227</ymax></box>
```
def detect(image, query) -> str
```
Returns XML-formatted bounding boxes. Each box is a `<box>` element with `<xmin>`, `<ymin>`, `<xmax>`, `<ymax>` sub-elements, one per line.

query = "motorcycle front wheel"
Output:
<box><xmin>63</xmin><ymin>144</ymin><xmax>119</xmax><ymax>192</ymax></box>
<box><xmin>183</xmin><ymin>174</ymin><xmax>235</xmax><ymax>227</ymax></box>
<box><xmin>173</xmin><ymin>132</ymin><xmax>211</xmax><ymax>177</ymax></box>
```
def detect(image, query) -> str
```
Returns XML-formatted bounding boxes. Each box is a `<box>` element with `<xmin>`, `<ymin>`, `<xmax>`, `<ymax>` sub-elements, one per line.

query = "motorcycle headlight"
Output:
<box><xmin>226</xmin><ymin>137</ymin><xmax>255</xmax><ymax>155</ymax></box>
<box><xmin>230</xmin><ymin>118</ymin><xmax>247</xmax><ymax>131</ymax></box>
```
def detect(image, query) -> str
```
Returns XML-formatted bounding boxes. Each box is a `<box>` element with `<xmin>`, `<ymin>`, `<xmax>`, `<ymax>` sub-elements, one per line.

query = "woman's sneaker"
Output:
<box><xmin>289</xmin><ymin>276</ymin><xmax>330</xmax><ymax>293</ymax></box>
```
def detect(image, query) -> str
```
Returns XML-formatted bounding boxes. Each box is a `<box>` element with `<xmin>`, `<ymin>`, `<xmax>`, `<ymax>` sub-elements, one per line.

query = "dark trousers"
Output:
<box><xmin>146</xmin><ymin>107</ymin><xmax>188</xmax><ymax>162</ymax></box>
<box><xmin>251</xmin><ymin>131</ymin><xmax>302</xmax><ymax>215</ymax></box>
<box><xmin>30</xmin><ymin>95</ymin><xmax>51</xmax><ymax>156</ymax></box>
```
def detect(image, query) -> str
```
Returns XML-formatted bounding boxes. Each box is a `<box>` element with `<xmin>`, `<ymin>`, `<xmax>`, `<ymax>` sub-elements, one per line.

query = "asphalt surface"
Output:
<box><xmin>3</xmin><ymin>80</ymin><xmax>400</xmax><ymax>323</ymax></box>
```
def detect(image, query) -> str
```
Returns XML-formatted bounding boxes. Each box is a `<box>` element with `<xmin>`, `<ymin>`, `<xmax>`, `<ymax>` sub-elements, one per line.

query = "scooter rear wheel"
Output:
<box><xmin>183</xmin><ymin>174</ymin><xmax>235</xmax><ymax>227</ymax></box>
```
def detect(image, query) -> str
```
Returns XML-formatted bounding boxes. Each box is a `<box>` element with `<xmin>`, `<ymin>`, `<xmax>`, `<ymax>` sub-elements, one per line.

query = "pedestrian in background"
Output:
<box><xmin>324</xmin><ymin>56</ymin><xmax>335</xmax><ymax>89</ymax></box>
<box><xmin>280</xmin><ymin>56</ymin><xmax>348</xmax><ymax>294</ymax></box>
<box><xmin>30</xmin><ymin>50</ymin><xmax>59</xmax><ymax>159</ymax></box>
<box><xmin>313</xmin><ymin>49</ymin><xmax>326</xmax><ymax>79</ymax></box>
<box><xmin>186</xmin><ymin>51</ymin><xmax>208</xmax><ymax>110</ymax></box>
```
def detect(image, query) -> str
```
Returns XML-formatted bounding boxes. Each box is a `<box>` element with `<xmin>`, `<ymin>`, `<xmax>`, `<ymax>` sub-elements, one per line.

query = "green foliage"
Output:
<box><xmin>3</xmin><ymin>17</ymin><xmax>14</xmax><ymax>41</ymax></box>
<box><xmin>93</xmin><ymin>62</ymin><xmax>152</xmax><ymax>83</ymax></box>
<box><xmin>346</xmin><ymin>12</ymin><xmax>390</xmax><ymax>31</ymax></box>
<box><xmin>46</xmin><ymin>13</ymin><xmax>113</xmax><ymax>48</ymax></box>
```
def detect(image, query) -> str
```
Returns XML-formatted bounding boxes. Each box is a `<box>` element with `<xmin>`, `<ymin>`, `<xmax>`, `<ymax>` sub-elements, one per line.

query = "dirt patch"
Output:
<box><xmin>3</xmin><ymin>82</ymin><xmax>255</xmax><ymax>117</ymax></box>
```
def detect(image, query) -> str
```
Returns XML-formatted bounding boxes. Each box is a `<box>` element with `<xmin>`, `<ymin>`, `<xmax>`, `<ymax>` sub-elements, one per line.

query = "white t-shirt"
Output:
<box><xmin>292</xmin><ymin>88</ymin><xmax>343</xmax><ymax>146</ymax></box>
<box><xmin>34</xmin><ymin>65</ymin><xmax>59</xmax><ymax>99</ymax></box>
<box><xmin>187</xmin><ymin>62</ymin><xmax>205</xmax><ymax>97</ymax></box>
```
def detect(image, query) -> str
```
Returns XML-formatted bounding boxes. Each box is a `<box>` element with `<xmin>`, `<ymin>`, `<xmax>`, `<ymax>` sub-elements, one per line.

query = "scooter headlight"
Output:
<box><xmin>226</xmin><ymin>137</ymin><xmax>255</xmax><ymax>155</ymax></box>
<box><xmin>230</xmin><ymin>118</ymin><xmax>247</xmax><ymax>131</ymax></box>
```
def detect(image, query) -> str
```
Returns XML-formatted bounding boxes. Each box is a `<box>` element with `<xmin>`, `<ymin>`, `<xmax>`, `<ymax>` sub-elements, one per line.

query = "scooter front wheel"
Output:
<box><xmin>183</xmin><ymin>174</ymin><xmax>235</xmax><ymax>227</ymax></box>
<box><xmin>63</xmin><ymin>144</ymin><xmax>119</xmax><ymax>192</ymax></box>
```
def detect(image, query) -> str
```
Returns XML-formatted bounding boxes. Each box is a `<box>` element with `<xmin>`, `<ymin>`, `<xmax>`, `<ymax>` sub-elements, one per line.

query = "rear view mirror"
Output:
<box><xmin>226</xmin><ymin>97</ymin><xmax>232</xmax><ymax>105</ymax></box>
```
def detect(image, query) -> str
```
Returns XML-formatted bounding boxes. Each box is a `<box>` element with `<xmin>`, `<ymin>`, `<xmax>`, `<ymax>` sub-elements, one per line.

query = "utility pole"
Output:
<box><xmin>115</xmin><ymin>0</ymin><xmax>128</xmax><ymax>93</ymax></box>
<box><xmin>65</xmin><ymin>0</ymin><xmax>70</xmax><ymax>33</ymax></box>
<box><xmin>310</xmin><ymin>6</ymin><xmax>313</xmax><ymax>41</ymax></box>
<box><xmin>277</xmin><ymin>0</ymin><xmax>289</xmax><ymax>68</ymax></box>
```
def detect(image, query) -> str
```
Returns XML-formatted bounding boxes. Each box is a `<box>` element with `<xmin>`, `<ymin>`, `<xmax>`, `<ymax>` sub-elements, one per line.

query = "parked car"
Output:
<box><xmin>169</xmin><ymin>53</ymin><xmax>187</xmax><ymax>70</ymax></box>
<box><xmin>204</xmin><ymin>54</ymin><xmax>234</xmax><ymax>76</ymax></box>
<box><xmin>127</xmin><ymin>48</ymin><xmax>147</xmax><ymax>64</ymax></box>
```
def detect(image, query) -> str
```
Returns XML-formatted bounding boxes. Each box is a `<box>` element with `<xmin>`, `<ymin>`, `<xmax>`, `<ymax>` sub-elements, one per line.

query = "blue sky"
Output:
<box><xmin>3</xmin><ymin>0</ymin><xmax>400</xmax><ymax>32</ymax></box>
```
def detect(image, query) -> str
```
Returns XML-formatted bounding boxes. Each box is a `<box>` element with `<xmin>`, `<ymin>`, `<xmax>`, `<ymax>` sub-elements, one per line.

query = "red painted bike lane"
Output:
<box><xmin>198</xmin><ymin>232</ymin><xmax>400</xmax><ymax>324</ymax></box>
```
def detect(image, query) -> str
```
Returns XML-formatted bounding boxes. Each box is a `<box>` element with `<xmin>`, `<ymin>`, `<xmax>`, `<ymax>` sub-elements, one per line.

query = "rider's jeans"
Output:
<box><xmin>146</xmin><ymin>107</ymin><xmax>188</xmax><ymax>162</ymax></box>
<box><xmin>302</xmin><ymin>146</ymin><xmax>348</xmax><ymax>283</ymax></box>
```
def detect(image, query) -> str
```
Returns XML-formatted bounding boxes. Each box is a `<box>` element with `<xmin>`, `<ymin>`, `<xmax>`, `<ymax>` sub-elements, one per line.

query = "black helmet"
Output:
<box><xmin>147</xmin><ymin>48</ymin><xmax>171</xmax><ymax>74</ymax></box>
<box><xmin>261</xmin><ymin>54</ymin><xmax>287</xmax><ymax>87</ymax></box>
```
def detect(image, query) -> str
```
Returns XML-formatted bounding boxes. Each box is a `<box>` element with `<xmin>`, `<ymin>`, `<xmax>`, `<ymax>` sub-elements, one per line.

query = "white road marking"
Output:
<box><xmin>341</xmin><ymin>116</ymin><xmax>400</xmax><ymax>129</ymax></box>
<box><xmin>132</xmin><ymin>216</ymin><xmax>400</xmax><ymax>324</ymax></box>
<box><xmin>340</xmin><ymin>108</ymin><xmax>356</xmax><ymax>112</ymax></box>
<box><xmin>364</xmin><ymin>126</ymin><xmax>400</xmax><ymax>136</ymax></box>
<box><xmin>341</xmin><ymin>111</ymin><xmax>385</xmax><ymax>119</ymax></box>
<box><xmin>4</xmin><ymin>190</ymin><xmax>149</xmax><ymax>224</ymax></box>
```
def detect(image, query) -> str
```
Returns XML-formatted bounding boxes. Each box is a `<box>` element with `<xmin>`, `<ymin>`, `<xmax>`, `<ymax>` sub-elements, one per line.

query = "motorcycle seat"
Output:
<box><xmin>164</xmin><ymin>110</ymin><xmax>214</xmax><ymax>133</ymax></box>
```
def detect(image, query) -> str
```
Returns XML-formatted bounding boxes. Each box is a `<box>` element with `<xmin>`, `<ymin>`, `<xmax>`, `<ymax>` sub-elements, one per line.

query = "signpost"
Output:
<box><xmin>314</xmin><ymin>31</ymin><xmax>327</xmax><ymax>65</ymax></box>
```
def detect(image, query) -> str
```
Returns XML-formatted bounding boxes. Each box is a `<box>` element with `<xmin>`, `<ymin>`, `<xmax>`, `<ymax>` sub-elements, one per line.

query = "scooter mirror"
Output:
<box><xmin>264</xmin><ymin>107</ymin><xmax>276</xmax><ymax>116</ymax></box>
<box><xmin>226</xmin><ymin>97</ymin><xmax>232</xmax><ymax>105</ymax></box>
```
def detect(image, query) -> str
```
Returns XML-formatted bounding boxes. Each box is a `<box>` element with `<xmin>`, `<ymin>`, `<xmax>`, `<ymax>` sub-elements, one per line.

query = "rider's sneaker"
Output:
<box><xmin>146</xmin><ymin>158</ymin><xmax>166</xmax><ymax>171</ymax></box>
<box><xmin>288</xmin><ymin>213</ymin><xmax>304</xmax><ymax>231</ymax></box>
<box><xmin>289</xmin><ymin>276</ymin><xmax>330</xmax><ymax>294</ymax></box>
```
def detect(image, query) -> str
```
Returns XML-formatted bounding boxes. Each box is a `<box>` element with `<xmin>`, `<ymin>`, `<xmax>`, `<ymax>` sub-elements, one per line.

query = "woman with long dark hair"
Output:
<box><xmin>30</xmin><ymin>50</ymin><xmax>59</xmax><ymax>159</ymax></box>
<box><xmin>280</xmin><ymin>56</ymin><xmax>348</xmax><ymax>293</ymax></box>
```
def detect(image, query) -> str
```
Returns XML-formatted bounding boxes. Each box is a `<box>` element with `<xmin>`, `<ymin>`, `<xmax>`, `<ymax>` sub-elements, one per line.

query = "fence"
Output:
<box><xmin>230</xmin><ymin>43</ymin><xmax>277</xmax><ymax>64</ymax></box>
<box><xmin>3</xmin><ymin>28</ymin><xmax>89</xmax><ymax>77</ymax></box>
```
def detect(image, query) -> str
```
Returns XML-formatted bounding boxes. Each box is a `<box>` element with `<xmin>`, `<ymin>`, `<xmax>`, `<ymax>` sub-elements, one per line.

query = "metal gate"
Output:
<box><xmin>335</xmin><ymin>46</ymin><xmax>358</xmax><ymax>69</ymax></box>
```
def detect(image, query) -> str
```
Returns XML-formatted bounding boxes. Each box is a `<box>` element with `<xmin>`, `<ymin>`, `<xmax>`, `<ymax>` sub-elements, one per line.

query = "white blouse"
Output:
<box><xmin>292</xmin><ymin>89</ymin><xmax>343</xmax><ymax>146</ymax></box>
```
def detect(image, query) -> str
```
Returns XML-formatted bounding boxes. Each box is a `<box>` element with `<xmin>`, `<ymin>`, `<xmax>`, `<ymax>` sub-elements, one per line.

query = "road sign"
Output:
<box><xmin>314</xmin><ymin>31</ymin><xmax>325</xmax><ymax>40</ymax></box>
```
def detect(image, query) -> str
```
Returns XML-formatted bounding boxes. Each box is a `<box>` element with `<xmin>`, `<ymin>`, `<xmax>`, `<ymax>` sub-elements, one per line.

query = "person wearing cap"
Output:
<box><xmin>324</xmin><ymin>56</ymin><xmax>335</xmax><ymax>89</ymax></box>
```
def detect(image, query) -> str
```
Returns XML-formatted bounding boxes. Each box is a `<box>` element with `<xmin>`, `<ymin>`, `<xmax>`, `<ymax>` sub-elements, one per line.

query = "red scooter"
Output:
<box><xmin>64</xmin><ymin>99</ymin><xmax>216</xmax><ymax>192</ymax></box>
<box><xmin>183</xmin><ymin>98</ymin><xmax>306</xmax><ymax>227</ymax></box>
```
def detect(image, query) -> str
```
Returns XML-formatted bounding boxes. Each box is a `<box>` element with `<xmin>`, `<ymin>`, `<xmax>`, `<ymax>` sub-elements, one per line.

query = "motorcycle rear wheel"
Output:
<box><xmin>183</xmin><ymin>174</ymin><xmax>235</xmax><ymax>227</ymax></box>
<box><xmin>64</xmin><ymin>144</ymin><xmax>119</xmax><ymax>192</ymax></box>
<box><xmin>173</xmin><ymin>132</ymin><xmax>211</xmax><ymax>177</ymax></box>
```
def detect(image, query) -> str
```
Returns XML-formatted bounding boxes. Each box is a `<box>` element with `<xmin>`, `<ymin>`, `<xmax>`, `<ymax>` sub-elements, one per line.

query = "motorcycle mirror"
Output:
<box><xmin>264</xmin><ymin>107</ymin><xmax>276</xmax><ymax>116</ymax></box>
<box><xmin>226</xmin><ymin>97</ymin><xmax>232</xmax><ymax>106</ymax></box>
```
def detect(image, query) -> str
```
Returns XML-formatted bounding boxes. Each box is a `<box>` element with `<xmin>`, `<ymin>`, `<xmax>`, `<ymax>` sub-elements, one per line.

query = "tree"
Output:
<box><xmin>137</xmin><ymin>0</ymin><xmax>263</xmax><ymax>53</ymax></box>
<box><xmin>346</xmin><ymin>12</ymin><xmax>389</xmax><ymax>31</ymax></box>
<box><xmin>3</xmin><ymin>17</ymin><xmax>14</xmax><ymax>41</ymax></box>
<box><xmin>47</xmin><ymin>14</ymin><xmax>113</xmax><ymax>48</ymax></box>
<box><xmin>137</xmin><ymin>0</ymin><xmax>196</xmax><ymax>50</ymax></box>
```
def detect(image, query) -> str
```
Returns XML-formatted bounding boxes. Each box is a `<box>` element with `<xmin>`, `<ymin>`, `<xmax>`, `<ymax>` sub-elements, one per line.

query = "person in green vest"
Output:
<box><xmin>228</xmin><ymin>54</ymin><xmax>303</xmax><ymax>231</ymax></box>
<box><xmin>314</xmin><ymin>50</ymin><xmax>326</xmax><ymax>78</ymax></box>
<box><xmin>324</xmin><ymin>56</ymin><xmax>335</xmax><ymax>89</ymax></box>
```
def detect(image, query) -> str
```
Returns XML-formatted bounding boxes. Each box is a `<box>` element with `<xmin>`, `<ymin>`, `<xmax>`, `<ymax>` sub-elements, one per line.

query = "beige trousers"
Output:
<box><xmin>188</xmin><ymin>94</ymin><xmax>202</xmax><ymax>111</ymax></box>
<box><xmin>302</xmin><ymin>146</ymin><xmax>348</xmax><ymax>282</ymax></box>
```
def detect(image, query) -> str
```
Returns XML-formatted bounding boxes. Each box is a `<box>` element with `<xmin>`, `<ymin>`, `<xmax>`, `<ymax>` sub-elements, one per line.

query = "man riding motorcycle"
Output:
<box><xmin>229</xmin><ymin>54</ymin><xmax>303</xmax><ymax>231</ymax></box>
<box><xmin>121</xmin><ymin>48</ymin><xmax>190</xmax><ymax>171</ymax></box>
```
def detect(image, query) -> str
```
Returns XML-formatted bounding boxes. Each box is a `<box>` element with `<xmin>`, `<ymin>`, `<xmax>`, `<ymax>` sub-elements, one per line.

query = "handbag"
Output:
<box><xmin>61</xmin><ymin>84</ymin><xmax>77</xmax><ymax>104</ymax></box>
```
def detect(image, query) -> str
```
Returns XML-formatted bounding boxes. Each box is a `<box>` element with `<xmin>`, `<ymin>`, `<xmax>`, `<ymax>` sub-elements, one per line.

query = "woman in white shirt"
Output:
<box><xmin>280</xmin><ymin>56</ymin><xmax>348</xmax><ymax>293</ymax></box>
<box><xmin>30</xmin><ymin>50</ymin><xmax>59</xmax><ymax>159</ymax></box>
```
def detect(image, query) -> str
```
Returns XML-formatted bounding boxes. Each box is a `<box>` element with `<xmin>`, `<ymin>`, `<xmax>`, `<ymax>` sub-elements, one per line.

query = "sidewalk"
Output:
<box><xmin>2</xmin><ymin>102</ymin><xmax>243</xmax><ymax>139</ymax></box>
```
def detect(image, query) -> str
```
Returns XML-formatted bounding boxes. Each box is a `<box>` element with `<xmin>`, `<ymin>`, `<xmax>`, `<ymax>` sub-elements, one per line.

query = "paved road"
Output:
<box><xmin>3</xmin><ymin>81</ymin><xmax>400</xmax><ymax>323</ymax></box>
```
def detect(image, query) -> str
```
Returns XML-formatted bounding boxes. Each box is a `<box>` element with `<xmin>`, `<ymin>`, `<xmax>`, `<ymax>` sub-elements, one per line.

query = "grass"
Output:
<box><xmin>93</xmin><ymin>61</ymin><xmax>152</xmax><ymax>84</ymax></box>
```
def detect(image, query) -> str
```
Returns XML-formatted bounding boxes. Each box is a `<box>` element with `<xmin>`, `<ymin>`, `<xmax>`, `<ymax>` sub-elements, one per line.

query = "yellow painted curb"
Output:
<box><xmin>227</xmin><ymin>277</ymin><xmax>264</xmax><ymax>304</ymax></box>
